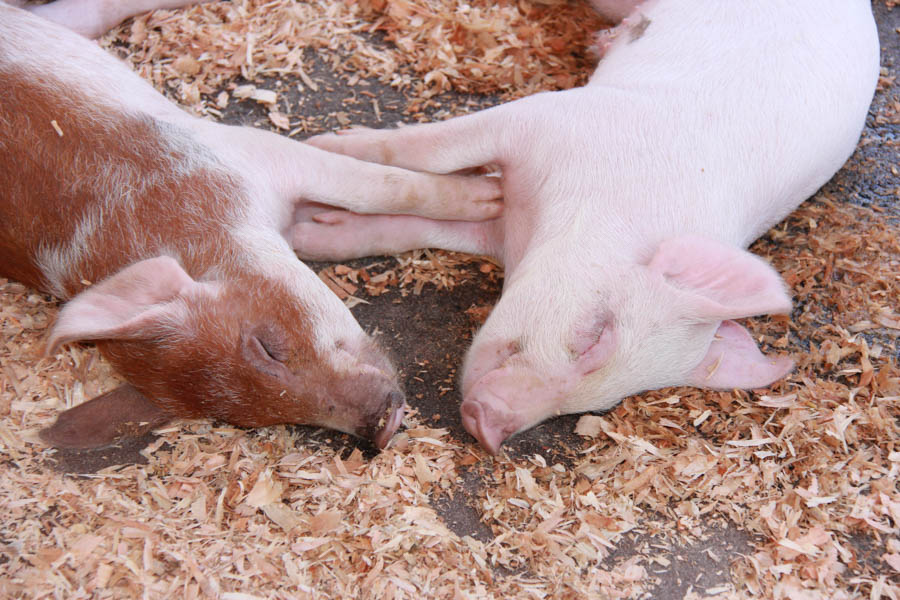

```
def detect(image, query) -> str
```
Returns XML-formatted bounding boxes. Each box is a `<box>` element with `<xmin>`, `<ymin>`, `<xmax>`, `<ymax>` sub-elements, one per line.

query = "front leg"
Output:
<box><xmin>306</xmin><ymin>105</ymin><xmax>511</xmax><ymax>175</ymax></box>
<box><xmin>290</xmin><ymin>210</ymin><xmax>503</xmax><ymax>262</ymax></box>
<box><xmin>215</xmin><ymin>126</ymin><xmax>504</xmax><ymax>222</ymax></box>
<box><xmin>304</xmin><ymin>92</ymin><xmax>558</xmax><ymax>175</ymax></box>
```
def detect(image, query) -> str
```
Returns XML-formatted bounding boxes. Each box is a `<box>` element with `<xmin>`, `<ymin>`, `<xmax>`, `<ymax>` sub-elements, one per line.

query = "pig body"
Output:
<box><xmin>301</xmin><ymin>0</ymin><xmax>880</xmax><ymax>452</ymax></box>
<box><xmin>0</xmin><ymin>2</ymin><xmax>500</xmax><ymax>449</ymax></box>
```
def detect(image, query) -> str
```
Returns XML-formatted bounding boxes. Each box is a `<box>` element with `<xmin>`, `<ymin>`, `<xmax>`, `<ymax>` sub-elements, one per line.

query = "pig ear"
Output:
<box><xmin>648</xmin><ymin>236</ymin><xmax>791</xmax><ymax>321</ymax></box>
<box><xmin>687</xmin><ymin>320</ymin><xmax>794</xmax><ymax>389</ymax></box>
<box><xmin>46</xmin><ymin>256</ymin><xmax>207</xmax><ymax>355</ymax></box>
<box><xmin>40</xmin><ymin>384</ymin><xmax>172</xmax><ymax>449</ymax></box>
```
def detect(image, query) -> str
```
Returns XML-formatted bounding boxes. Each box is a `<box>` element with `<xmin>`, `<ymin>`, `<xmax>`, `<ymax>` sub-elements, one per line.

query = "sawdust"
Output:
<box><xmin>1</xmin><ymin>1</ymin><xmax>898</xmax><ymax>599</ymax></box>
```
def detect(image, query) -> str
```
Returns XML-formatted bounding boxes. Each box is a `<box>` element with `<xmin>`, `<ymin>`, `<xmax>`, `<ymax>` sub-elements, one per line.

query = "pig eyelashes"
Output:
<box><xmin>256</xmin><ymin>335</ymin><xmax>289</xmax><ymax>363</ymax></box>
<box><xmin>569</xmin><ymin>312</ymin><xmax>614</xmax><ymax>356</ymax></box>
<box><xmin>493</xmin><ymin>339</ymin><xmax>523</xmax><ymax>367</ymax></box>
<box><xmin>241</xmin><ymin>330</ymin><xmax>292</xmax><ymax>381</ymax></box>
<box><xmin>569</xmin><ymin>314</ymin><xmax>617</xmax><ymax>375</ymax></box>
<box><xmin>242</xmin><ymin>322</ymin><xmax>292</xmax><ymax>362</ymax></box>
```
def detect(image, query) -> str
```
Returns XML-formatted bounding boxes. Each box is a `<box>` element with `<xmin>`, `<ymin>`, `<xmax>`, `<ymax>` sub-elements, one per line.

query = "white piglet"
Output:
<box><xmin>301</xmin><ymin>0</ymin><xmax>880</xmax><ymax>453</ymax></box>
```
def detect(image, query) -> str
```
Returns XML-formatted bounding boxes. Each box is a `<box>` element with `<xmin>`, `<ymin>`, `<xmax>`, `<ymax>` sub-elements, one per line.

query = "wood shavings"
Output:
<box><xmin>319</xmin><ymin>250</ymin><xmax>498</xmax><ymax>299</ymax></box>
<box><xmin>101</xmin><ymin>0</ymin><xmax>608</xmax><ymax>112</ymax></box>
<box><xmin>574</xmin><ymin>414</ymin><xmax>605</xmax><ymax>437</ymax></box>
<box><xmin>1</xmin><ymin>2</ymin><xmax>898</xmax><ymax>599</ymax></box>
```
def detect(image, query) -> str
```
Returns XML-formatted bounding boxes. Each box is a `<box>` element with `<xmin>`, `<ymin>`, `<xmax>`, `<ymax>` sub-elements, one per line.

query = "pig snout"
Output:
<box><xmin>329</xmin><ymin>337</ymin><xmax>407</xmax><ymax>448</ymax></box>
<box><xmin>313</xmin><ymin>362</ymin><xmax>406</xmax><ymax>447</ymax></box>
<box><xmin>461</xmin><ymin>393</ymin><xmax>517</xmax><ymax>456</ymax></box>
<box><xmin>230</xmin><ymin>322</ymin><xmax>408</xmax><ymax>449</ymax></box>
<box><xmin>461</xmin><ymin>367</ymin><xmax>570</xmax><ymax>454</ymax></box>
<box><xmin>363</xmin><ymin>388</ymin><xmax>406</xmax><ymax>449</ymax></box>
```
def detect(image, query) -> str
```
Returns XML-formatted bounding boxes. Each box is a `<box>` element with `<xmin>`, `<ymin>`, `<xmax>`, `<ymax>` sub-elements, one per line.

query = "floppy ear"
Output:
<box><xmin>687</xmin><ymin>320</ymin><xmax>794</xmax><ymax>389</ymax></box>
<box><xmin>649</xmin><ymin>236</ymin><xmax>793</xmax><ymax>389</ymax></box>
<box><xmin>46</xmin><ymin>256</ymin><xmax>212</xmax><ymax>355</ymax></box>
<box><xmin>648</xmin><ymin>236</ymin><xmax>791</xmax><ymax>321</ymax></box>
<box><xmin>40</xmin><ymin>384</ymin><xmax>172</xmax><ymax>449</ymax></box>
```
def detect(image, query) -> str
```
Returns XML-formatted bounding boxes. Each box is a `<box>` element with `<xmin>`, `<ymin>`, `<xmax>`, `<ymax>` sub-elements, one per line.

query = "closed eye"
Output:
<box><xmin>255</xmin><ymin>336</ymin><xmax>287</xmax><ymax>363</ymax></box>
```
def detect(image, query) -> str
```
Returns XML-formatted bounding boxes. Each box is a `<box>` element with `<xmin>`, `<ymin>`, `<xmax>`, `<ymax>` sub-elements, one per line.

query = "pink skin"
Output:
<box><xmin>289</xmin><ymin>210</ymin><xmax>502</xmax><ymax>262</ymax></box>
<box><xmin>687</xmin><ymin>320</ymin><xmax>795</xmax><ymax>390</ymax></box>
<box><xmin>294</xmin><ymin>0</ymin><xmax>877</xmax><ymax>453</ymax></box>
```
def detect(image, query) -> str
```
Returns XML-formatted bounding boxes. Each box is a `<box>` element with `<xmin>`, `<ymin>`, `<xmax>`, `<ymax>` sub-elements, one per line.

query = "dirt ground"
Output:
<box><xmin>1</xmin><ymin>2</ymin><xmax>899</xmax><ymax>599</ymax></box>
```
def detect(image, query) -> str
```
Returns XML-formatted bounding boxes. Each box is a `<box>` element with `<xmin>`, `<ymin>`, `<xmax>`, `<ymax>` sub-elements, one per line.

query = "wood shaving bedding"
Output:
<box><xmin>1</xmin><ymin>1</ymin><xmax>898</xmax><ymax>598</ymax></box>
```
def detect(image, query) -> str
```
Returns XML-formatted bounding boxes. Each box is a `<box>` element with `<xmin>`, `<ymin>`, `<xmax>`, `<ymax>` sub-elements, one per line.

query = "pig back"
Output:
<box><xmin>0</xmin><ymin>4</ymin><xmax>244</xmax><ymax>299</ymax></box>
<box><xmin>0</xmin><ymin>60</ymin><xmax>245</xmax><ymax>299</ymax></box>
<box><xmin>586</xmin><ymin>0</ymin><xmax>879</xmax><ymax>246</ymax></box>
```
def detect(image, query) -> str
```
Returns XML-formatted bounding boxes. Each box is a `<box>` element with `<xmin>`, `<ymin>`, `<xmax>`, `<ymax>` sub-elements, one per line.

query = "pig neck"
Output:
<box><xmin>500</xmin><ymin>196</ymin><xmax>665</xmax><ymax>281</ymax></box>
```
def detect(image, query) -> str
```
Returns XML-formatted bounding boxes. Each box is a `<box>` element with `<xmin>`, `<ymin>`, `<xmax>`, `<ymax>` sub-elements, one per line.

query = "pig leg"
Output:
<box><xmin>289</xmin><ymin>210</ymin><xmax>502</xmax><ymax>262</ymax></box>
<box><xmin>306</xmin><ymin>100</ymin><xmax>520</xmax><ymax>175</ymax></box>
<box><xmin>214</xmin><ymin>126</ymin><xmax>504</xmax><ymax>222</ymax></box>
<box><xmin>26</xmin><ymin>0</ymin><xmax>202</xmax><ymax>38</ymax></box>
<box><xmin>293</xmin><ymin>144</ymin><xmax>503</xmax><ymax>222</ymax></box>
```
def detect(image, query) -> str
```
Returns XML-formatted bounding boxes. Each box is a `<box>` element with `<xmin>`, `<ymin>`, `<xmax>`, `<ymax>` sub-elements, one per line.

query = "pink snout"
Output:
<box><xmin>460</xmin><ymin>366</ymin><xmax>573</xmax><ymax>453</ymax></box>
<box><xmin>461</xmin><ymin>395</ymin><xmax>519</xmax><ymax>455</ymax></box>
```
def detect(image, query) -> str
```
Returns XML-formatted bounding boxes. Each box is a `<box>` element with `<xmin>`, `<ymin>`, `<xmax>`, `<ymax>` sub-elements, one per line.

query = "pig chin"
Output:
<box><xmin>350</xmin><ymin>388</ymin><xmax>406</xmax><ymax>449</ymax></box>
<box><xmin>326</xmin><ymin>337</ymin><xmax>407</xmax><ymax>447</ymax></box>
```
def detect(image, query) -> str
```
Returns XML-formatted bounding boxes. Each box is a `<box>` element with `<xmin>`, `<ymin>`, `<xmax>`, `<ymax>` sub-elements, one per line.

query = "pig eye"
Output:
<box><xmin>254</xmin><ymin>336</ymin><xmax>288</xmax><ymax>363</ymax></box>
<box><xmin>241</xmin><ymin>327</ymin><xmax>293</xmax><ymax>381</ymax></box>
<box><xmin>242</xmin><ymin>334</ymin><xmax>292</xmax><ymax>382</ymax></box>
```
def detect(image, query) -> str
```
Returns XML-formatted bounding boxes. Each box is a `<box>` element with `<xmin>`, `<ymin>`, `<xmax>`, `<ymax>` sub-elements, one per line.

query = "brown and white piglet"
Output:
<box><xmin>0</xmin><ymin>1</ymin><xmax>501</xmax><ymax>449</ymax></box>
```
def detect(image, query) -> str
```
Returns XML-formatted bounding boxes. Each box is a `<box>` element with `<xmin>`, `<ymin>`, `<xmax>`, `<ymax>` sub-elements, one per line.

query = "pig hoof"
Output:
<box><xmin>290</xmin><ymin>213</ymin><xmax>358</xmax><ymax>260</ymax></box>
<box><xmin>373</xmin><ymin>390</ymin><xmax>406</xmax><ymax>450</ymax></box>
<box><xmin>305</xmin><ymin>132</ymin><xmax>338</xmax><ymax>147</ymax></box>
<box><xmin>311</xmin><ymin>210</ymin><xmax>350</xmax><ymax>225</ymax></box>
<box><xmin>466</xmin><ymin>190</ymin><xmax>503</xmax><ymax>221</ymax></box>
<box><xmin>336</xmin><ymin>127</ymin><xmax>374</xmax><ymax>136</ymax></box>
<box><xmin>306</xmin><ymin>129</ymin><xmax>371</xmax><ymax>154</ymax></box>
<box><xmin>307</xmin><ymin>129</ymin><xmax>391</xmax><ymax>164</ymax></box>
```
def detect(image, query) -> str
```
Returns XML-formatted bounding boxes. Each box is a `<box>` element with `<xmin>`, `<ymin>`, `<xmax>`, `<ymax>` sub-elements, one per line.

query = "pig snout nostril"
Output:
<box><xmin>460</xmin><ymin>401</ymin><xmax>484</xmax><ymax>439</ymax></box>
<box><xmin>372</xmin><ymin>390</ymin><xmax>405</xmax><ymax>450</ymax></box>
<box><xmin>387</xmin><ymin>389</ymin><xmax>404</xmax><ymax>407</ymax></box>
<box><xmin>461</xmin><ymin>399</ymin><xmax>507</xmax><ymax>455</ymax></box>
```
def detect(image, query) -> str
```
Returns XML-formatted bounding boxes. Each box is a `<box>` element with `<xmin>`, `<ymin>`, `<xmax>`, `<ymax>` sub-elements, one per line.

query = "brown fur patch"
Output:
<box><xmin>0</xmin><ymin>61</ymin><xmax>344</xmax><ymax>430</ymax></box>
<box><xmin>0</xmin><ymin>64</ymin><xmax>240</xmax><ymax>297</ymax></box>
